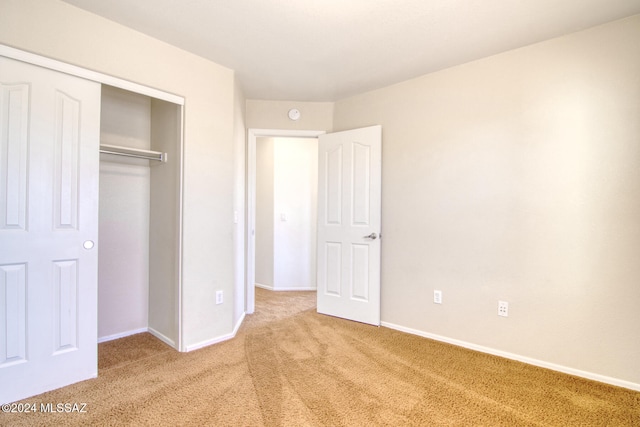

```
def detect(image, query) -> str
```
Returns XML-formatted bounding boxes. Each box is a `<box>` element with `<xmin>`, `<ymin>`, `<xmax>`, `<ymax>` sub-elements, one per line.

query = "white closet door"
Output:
<box><xmin>0</xmin><ymin>56</ymin><xmax>101</xmax><ymax>404</ymax></box>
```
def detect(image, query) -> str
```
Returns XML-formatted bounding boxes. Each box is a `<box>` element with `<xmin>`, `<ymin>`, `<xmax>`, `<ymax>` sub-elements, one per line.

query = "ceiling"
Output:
<box><xmin>61</xmin><ymin>0</ymin><xmax>640</xmax><ymax>101</ymax></box>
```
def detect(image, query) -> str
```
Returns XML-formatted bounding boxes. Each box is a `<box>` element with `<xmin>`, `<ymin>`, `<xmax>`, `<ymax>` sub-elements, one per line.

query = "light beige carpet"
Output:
<box><xmin>1</xmin><ymin>288</ymin><xmax>638</xmax><ymax>426</ymax></box>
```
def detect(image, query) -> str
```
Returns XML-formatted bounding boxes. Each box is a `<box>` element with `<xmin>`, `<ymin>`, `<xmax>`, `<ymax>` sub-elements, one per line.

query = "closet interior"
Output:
<box><xmin>98</xmin><ymin>85</ymin><xmax>182</xmax><ymax>349</ymax></box>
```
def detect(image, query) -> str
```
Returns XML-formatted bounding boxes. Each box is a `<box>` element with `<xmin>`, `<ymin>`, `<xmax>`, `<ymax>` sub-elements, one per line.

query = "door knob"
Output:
<box><xmin>83</xmin><ymin>240</ymin><xmax>95</xmax><ymax>250</ymax></box>
<box><xmin>363</xmin><ymin>233</ymin><xmax>377</xmax><ymax>240</ymax></box>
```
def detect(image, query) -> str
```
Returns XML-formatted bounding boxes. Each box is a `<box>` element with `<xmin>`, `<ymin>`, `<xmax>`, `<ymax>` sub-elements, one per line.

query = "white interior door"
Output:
<box><xmin>317</xmin><ymin>125</ymin><xmax>381</xmax><ymax>325</ymax></box>
<box><xmin>0</xmin><ymin>57</ymin><xmax>101</xmax><ymax>404</ymax></box>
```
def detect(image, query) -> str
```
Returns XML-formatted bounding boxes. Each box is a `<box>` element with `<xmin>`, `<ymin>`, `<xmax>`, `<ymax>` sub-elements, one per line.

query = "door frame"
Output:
<box><xmin>246</xmin><ymin>129</ymin><xmax>325</xmax><ymax>313</ymax></box>
<box><xmin>0</xmin><ymin>44</ymin><xmax>186</xmax><ymax>351</ymax></box>
<box><xmin>0</xmin><ymin>45</ymin><xmax>184</xmax><ymax>105</ymax></box>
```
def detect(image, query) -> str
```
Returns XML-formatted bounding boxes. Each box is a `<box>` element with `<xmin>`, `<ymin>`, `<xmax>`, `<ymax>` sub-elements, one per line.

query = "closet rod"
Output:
<box><xmin>99</xmin><ymin>144</ymin><xmax>166</xmax><ymax>162</ymax></box>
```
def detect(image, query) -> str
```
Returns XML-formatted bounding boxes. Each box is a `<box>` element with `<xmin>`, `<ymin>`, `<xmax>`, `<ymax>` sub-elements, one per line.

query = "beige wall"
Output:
<box><xmin>149</xmin><ymin>97</ymin><xmax>182</xmax><ymax>346</ymax></box>
<box><xmin>246</xmin><ymin>100</ymin><xmax>334</xmax><ymax>131</ymax></box>
<box><xmin>233</xmin><ymin>80</ymin><xmax>247</xmax><ymax>326</ymax></box>
<box><xmin>334</xmin><ymin>16</ymin><xmax>640</xmax><ymax>386</ymax></box>
<box><xmin>0</xmin><ymin>0</ymin><xmax>237</xmax><ymax>349</ymax></box>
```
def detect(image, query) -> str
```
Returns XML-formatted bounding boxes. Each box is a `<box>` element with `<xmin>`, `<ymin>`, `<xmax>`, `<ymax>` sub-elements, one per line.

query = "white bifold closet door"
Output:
<box><xmin>0</xmin><ymin>56</ymin><xmax>101</xmax><ymax>404</ymax></box>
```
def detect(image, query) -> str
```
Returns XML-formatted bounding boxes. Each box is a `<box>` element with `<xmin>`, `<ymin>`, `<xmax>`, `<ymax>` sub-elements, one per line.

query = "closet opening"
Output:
<box><xmin>98</xmin><ymin>85</ymin><xmax>182</xmax><ymax>353</ymax></box>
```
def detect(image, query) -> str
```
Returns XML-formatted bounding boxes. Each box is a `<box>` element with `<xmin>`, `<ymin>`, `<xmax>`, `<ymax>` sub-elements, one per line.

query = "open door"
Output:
<box><xmin>0</xmin><ymin>57</ymin><xmax>100</xmax><ymax>403</ymax></box>
<box><xmin>317</xmin><ymin>125</ymin><xmax>381</xmax><ymax>326</ymax></box>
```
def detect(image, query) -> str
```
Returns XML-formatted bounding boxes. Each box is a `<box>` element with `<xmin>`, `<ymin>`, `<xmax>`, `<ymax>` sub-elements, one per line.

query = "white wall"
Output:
<box><xmin>255</xmin><ymin>137</ymin><xmax>318</xmax><ymax>291</ymax></box>
<box><xmin>255</xmin><ymin>138</ymin><xmax>275</xmax><ymax>287</ymax></box>
<box><xmin>333</xmin><ymin>16</ymin><xmax>640</xmax><ymax>387</ymax></box>
<box><xmin>273</xmin><ymin>138</ymin><xmax>318</xmax><ymax>290</ymax></box>
<box><xmin>0</xmin><ymin>0</ymin><xmax>237</xmax><ymax>349</ymax></box>
<box><xmin>98</xmin><ymin>86</ymin><xmax>151</xmax><ymax>340</ymax></box>
<box><xmin>246</xmin><ymin>100</ymin><xmax>333</xmax><ymax>131</ymax></box>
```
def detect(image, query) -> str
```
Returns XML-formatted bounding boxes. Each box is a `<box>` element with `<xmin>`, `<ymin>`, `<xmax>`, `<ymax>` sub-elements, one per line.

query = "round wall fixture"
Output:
<box><xmin>288</xmin><ymin>108</ymin><xmax>301</xmax><ymax>121</ymax></box>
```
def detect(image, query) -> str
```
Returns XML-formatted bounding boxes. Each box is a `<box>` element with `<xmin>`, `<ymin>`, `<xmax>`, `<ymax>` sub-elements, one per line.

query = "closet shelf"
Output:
<box><xmin>99</xmin><ymin>144</ymin><xmax>167</xmax><ymax>162</ymax></box>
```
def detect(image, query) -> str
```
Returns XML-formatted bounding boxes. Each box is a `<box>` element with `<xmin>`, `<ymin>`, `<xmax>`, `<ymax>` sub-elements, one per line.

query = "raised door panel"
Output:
<box><xmin>52</xmin><ymin>260</ymin><xmax>79</xmax><ymax>354</ymax></box>
<box><xmin>0</xmin><ymin>83</ymin><xmax>28</xmax><ymax>231</ymax></box>
<box><xmin>350</xmin><ymin>244</ymin><xmax>369</xmax><ymax>302</ymax></box>
<box><xmin>53</xmin><ymin>91</ymin><xmax>81</xmax><ymax>230</ymax></box>
<box><xmin>324</xmin><ymin>242</ymin><xmax>342</xmax><ymax>296</ymax></box>
<box><xmin>0</xmin><ymin>264</ymin><xmax>27</xmax><ymax>367</ymax></box>
<box><xmin>351</xmin><ymin>142</ymin><xmax>370</xmax><ymax>227</ymax></box>
<box><xmin>325</xmin><ymin>146</ymin><xmax>342</xmax><ymax>226</ymax></box>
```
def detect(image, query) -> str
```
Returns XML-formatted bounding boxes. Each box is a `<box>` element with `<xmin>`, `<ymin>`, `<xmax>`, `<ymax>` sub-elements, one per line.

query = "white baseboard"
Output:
<box><xmin>183</xmin><ymin>312</ymin><xmax>246</xmax><ymax>353</ymax></box>
<box><xmin>233</xmin><ymin>312</ymin><xmax>246</xmax><ymax>335</ymax></box>
<box><xmin>97</xmin><ymin>321</ymin><xmax>244</xmax><ymax>353</ymax></box>
<box><xmin>98</xmin><ymin>327</ymin><xmax>178</xmax><ymax>351</ymax></box>
<box><xmin>381</xmin><ymin>321</ymin><xmax>640</xmax><ymax>392</ymax></box>
<box><xmin>98</xmin><ymin>327</ymin><xmax>148</xmax><ymax>343</ymax></box>
<box><xmin>184</xmin><ymin>332</ymin><xmax>234</xmax><ymax>352</ymax></box>
<box><xmin>148</xmin><ymin>327</ymin><xmax>177</xmax><ymax>349</ymax></box>
<box><xmin>255</xmin><ymin>283</ymin><xmax>316</xmax><ymax>292</ymax></box>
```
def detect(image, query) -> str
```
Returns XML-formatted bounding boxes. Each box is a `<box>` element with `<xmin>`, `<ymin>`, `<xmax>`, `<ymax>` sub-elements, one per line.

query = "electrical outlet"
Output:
<box><xmin>433</xmin><ymin>290</ymin><xmax>442</xmax><ymax>304</ymax></box>
<box><xmin>498</xmin><ymin>300</ymin><xmax>508</xmax><ymax>317</ymax></box>
<box><xmin>216</xmin><ymin>290</ymin><xmax>223</xmax><ymax>305</ymax></box>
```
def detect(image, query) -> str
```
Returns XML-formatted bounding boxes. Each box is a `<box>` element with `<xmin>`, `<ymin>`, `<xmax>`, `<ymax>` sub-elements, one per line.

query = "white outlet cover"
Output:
<box><xmin>498</xmin><ymin>300</ymin><xmax>509</xmax><ymax>317</ymax></box>
<box><xmin>434</xmin><ymin>290</ymin><xmax>442</xmax><ymax>304</ymax></box>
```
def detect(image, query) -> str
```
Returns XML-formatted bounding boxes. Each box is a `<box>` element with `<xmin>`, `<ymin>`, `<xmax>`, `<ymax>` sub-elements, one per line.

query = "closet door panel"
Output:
<box><xmin>0</xmin><ymin>56</ymin><xmax>100</xmax><ymax>405</ymax></box>
<box><xmin>0</xmin><ymin>263</ymin><xmax>27</xmax><ymax>366</ymax></box>
<box><xmin>0</xmin><ymin>83</ymin><xmax>28</xmax><ymax>231</ymax></box>
<box><xmin>53</xmin><ymin>91</ymin><xmax>82</xmax><ymax>230</ymax></box>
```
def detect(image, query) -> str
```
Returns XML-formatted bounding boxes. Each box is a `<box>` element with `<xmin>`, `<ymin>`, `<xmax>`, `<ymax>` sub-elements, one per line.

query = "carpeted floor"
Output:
<box><xmin>1</xmin><ymin>287</ymin><xmax>638</xmax><ymax>426</ymax></box>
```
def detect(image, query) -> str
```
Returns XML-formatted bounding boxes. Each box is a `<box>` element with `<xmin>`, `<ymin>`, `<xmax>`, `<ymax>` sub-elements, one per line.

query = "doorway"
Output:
<box><xmin>255</xmin><ymin>136</ymin><xmax>318</xmax><ymax>292</ymax></box>
<box><xmin>246</xmin><ymin>129</ymin><xmax>325</xmax><ymax>314</ymax></box>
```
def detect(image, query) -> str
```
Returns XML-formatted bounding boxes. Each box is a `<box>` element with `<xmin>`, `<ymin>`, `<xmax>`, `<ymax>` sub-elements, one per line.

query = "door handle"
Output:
<box><xmin>363</xmin><ymin>232</ymin><xmax>377</xmax><ymax>240</ymax></box>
